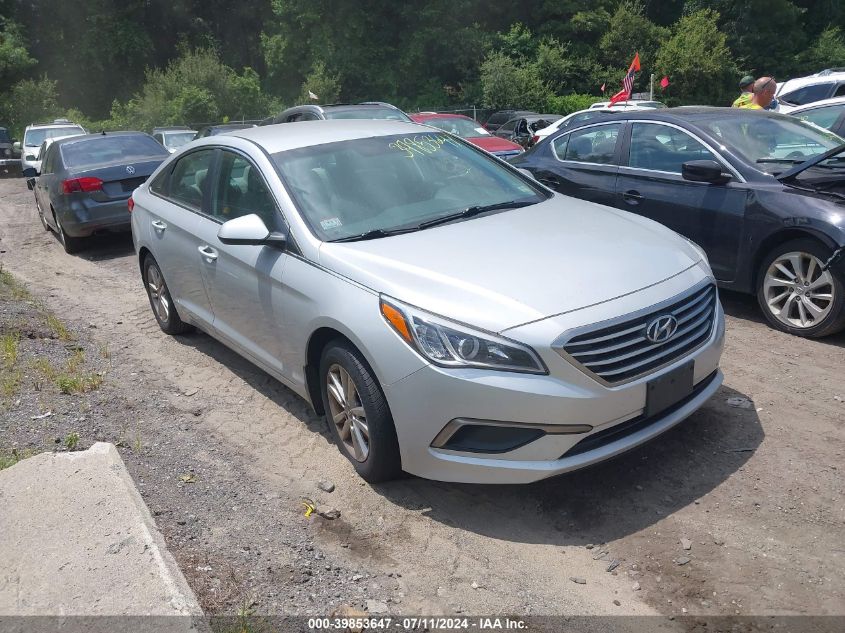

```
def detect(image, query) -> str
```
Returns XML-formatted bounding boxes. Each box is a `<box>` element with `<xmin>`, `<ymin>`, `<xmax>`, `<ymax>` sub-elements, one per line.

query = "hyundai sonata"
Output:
<box><xmin>130</xmin><ymin>120</ymin><xmax>724</xmax><ymax>484</ymax></box>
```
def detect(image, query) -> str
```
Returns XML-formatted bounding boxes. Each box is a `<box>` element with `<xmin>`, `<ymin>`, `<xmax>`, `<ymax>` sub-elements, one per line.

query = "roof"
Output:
<box><xmin>777</xmin><ymin>71</ymin><xmax>845</xmax><ymax>95</ymax></box>
<box><xmin>50</xmin><ymin>131</ymin><xmax>150</xmax><ymax>147</ymax></box>
<box><xmin>204</xmin><ymin>123</ymin><xmax>254</xmax><ymax>130</ymax></box>
<box><xmin>229</xmin><ymin>119</ymin><xmax>428</xmax><ymax>154</ymax></box>
<box><xmin>26</xmin><ymin>121</ymin><xmax>84</xmax><ymax>130</ymax></box>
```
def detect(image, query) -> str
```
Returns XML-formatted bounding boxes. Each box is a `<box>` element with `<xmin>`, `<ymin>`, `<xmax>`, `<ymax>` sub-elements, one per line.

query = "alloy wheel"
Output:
<box><xmin>762</xmin><ymin>250</ymin><xmax>834</xmax><ymax>329</ymax></box>
<box><xmin>146</xmin><ymin>264</ymin><xmax>170</xmax><ymax>323</ymax></box>
<box><xmin>325</xmin><ymin>364</ymin><xmax>370</xmax><ymax>462</ymax></box>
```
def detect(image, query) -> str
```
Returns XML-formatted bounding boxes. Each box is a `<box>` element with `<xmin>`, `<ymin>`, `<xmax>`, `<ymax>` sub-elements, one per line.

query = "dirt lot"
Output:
<box><xmin>0</xmin><ymin>176</ymin><xmax>843</xmax><ymax>624</ymax></box>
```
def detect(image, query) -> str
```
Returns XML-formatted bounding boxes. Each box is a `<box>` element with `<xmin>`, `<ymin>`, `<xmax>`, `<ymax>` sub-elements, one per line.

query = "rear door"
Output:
<box><xmin>613</xmin><ymin>121</ymin><xmax>748</xmax><ymax>281</ymax></box>
<box><xmin>144</xmin><ymin>148</ymin><xmax>218</xmax><ymax>327</ymax></box>
<box><xmin>193</xmin><ymin>149</ymin><xmax>290</xmax><ymax>375</ymax></box>
<box><xmin>793</xmin><ymin>103</ymin><xmax>845</xmax><ymax>135</ymax></box>
<box><xmin>531</xmin><ymin>121</ymin><xmax>623</xmax><ymax>206</ymax></box>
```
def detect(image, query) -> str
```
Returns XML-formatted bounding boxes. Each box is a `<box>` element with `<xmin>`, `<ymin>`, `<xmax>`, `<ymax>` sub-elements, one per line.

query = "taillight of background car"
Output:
<box><xmin>62</xmin><ymin>177</ymin><xmax>103</xmax><ymax>194</ymax></box>
<box><xmin>127</xmin><ymin>196</ymin><xmax>135</xmax><ymax>213</ymax></box>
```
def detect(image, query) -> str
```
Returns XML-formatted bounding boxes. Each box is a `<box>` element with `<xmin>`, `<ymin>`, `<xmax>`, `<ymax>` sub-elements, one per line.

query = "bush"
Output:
<box><xmin>3</xmin><ymin>76</ymin><xmax>62</xmax><ymax>136</ymax></box>
<box><xmin>480</xmin><ymin>51</ymin><xmax>551</xmax><ymax>111</ymax></box>
<box><xmin>546</xmin><ymin>94</ymin><xmax>604</xmax><ymax>115</ymax></box>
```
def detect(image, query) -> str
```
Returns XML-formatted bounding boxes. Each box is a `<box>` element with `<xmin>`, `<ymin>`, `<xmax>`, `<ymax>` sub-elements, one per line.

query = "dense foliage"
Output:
<box><xmin>1</xmin><ymin>0</ymin><xmax>844</xmax><ymax>134</ymax></box>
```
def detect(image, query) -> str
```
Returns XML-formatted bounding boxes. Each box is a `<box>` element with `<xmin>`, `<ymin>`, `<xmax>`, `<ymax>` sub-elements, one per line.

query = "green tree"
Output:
<box><xmin>0</xmin><ymin>18</ymin><xmax>35</xmax><ymax>85</ymax></box>
<box><xmin>3</xmin><ymin>77</ymin><xmax>61</xmax><ymax>136</ymax></box>
<box><xmin>298</xmin><ymin>61</ymin><xmax>341</xmax><ymax>105</ymax></box>
<box><xmin>656</xmin><ymin>9</ymin><xmax>738</xmax><ymax>105</ymax></box>
<box><xmin>599</xmin><ymin>1</ymin><xmax>669</xmax><ymax>75</ymax></box>
<box><xmin>797</xmin><ymin>26</ymin><xmax>845</xmax><ymax>74</ymax></box>
<box><xmin>479</xmin><ymin>50</ymin><xmax>550</xmax><ymax>111</ymax></box>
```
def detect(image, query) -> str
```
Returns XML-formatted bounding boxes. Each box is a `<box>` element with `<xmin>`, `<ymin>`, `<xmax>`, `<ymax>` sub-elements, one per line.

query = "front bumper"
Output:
<box><xmin>383</xmin><ymin>268</ymin><xmax>725</xmax><ymax>484</ymax></box>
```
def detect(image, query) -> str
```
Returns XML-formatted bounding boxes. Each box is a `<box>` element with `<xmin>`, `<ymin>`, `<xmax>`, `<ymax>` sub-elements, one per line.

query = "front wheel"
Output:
<box><xmin>757</xmin><ymin>238</ymin><xmax>845</xmax><ymax>338</ymax></box>
<box><xmin>319</xmin><ymin>341</ymin><xmax>402</xmax><ymax>483</ymax></box>
<box><xmin>142</xmin><ymin>255</ymin><xmax>192</xmax><ymax>335</ymax></box>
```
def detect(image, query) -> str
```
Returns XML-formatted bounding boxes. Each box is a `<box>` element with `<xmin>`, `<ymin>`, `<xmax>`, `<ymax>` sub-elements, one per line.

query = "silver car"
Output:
<box><xmin>130</xmin><ymin>120</ymin><xmax>725</xmax><ymax>484</ymax></box>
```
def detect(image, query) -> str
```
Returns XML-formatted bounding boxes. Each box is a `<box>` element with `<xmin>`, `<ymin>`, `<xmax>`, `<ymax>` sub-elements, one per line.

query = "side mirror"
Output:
<box><xmin>21</xmin><ymin>167</ymin><xmax>37</xmax><ymax>178</ymax></box>
<box><xmin>682</xmin><ymin>160</ymin><xmax>730</xmax><ymax>184</ymax></box>
<box><xmin>217</xmin><ymin>213</ymin><xmax>287</xmax><ymax>248</ymax></box>
<box><xmin>12</xmin><ymin>141</ymin><xmax>20</xmax><ymax>152</ymax></box>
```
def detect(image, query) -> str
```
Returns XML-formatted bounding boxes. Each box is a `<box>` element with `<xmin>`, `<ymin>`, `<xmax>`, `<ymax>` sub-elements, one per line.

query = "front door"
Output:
<box><xmin>614</xmin><ymin>122</ymin><xmax>748</xmax><ymax>282</ymax></box>
<box><xmin>195</xmin><ymin>149</ymin><xmax>290</xmax><ymax>376</ymax></box>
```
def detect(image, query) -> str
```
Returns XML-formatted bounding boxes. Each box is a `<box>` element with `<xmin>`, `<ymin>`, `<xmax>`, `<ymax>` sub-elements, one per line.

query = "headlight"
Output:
<box><xmin>380</xmin><ymin>297</ymin><xmax>547</xmax><ymax>374</ymax></box>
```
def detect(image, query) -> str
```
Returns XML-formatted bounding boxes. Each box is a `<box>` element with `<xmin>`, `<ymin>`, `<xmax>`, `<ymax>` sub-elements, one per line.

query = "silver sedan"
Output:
<box><xmin>130</xmin><ymin>120</ymin><xmax>724</xmax><ymax>484</ymax></box>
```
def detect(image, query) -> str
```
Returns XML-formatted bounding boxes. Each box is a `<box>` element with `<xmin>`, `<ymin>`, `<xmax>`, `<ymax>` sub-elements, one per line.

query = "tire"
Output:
<box><xmin>54</xmin><ymin>210</ymin><xmax>85</xmax><ymax>254</ymax></box>
<box><xmin>142</xmin><ymin>255</ymin><xmax>192</xmax><ymax>335</ymax></box>
<box><xmin>756</xmin><ymin>238</ymin><xmax>845</xmax><ymax>338</ymax></box>
<box><xmin>319</xmin><ymin>341</ymin><xmax>402</xmax><ymax>483</ymax></box>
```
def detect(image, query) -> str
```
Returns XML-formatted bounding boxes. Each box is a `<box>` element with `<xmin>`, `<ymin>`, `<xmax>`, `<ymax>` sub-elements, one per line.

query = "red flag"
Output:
<box><xmin>600</xmin><ymin>82</ymin><xmax>606</xmax><ymax>93</ymax></box>
<box><xmin>610</xmin><ymin>53</ymin><xmax>641</xmax><ymax>104</ymax></box>
<box><xmin>660</xmin><ymin>76</ymin><xmax>670</xmax><ymax>89</ymax></box>
<box><xmin>609</xmin><ymin>88</ymin><xmax>629</xmax><ymax>105</ymax></box>
<box><xmin>630</xmin><ymin>52</ymin><xmax>641</xmax><ymax>73</ymax></box>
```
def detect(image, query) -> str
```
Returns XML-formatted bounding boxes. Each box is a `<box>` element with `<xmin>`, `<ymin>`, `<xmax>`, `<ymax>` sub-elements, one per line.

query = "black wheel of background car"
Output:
<box><xmin>142</xmin><ymin>255</ymin><xmax>192</xmax><ymax>335</ymax></box>
<box><xmin>319</xmin><ymin>341</ymin><xmax>402</xmax><ymax>483</ymax></box>
<box><xmin>35</xmin><ymin>198</ymin><xmax>49</xmax><ymax>231</ymax></box>
<box><xmin>53</xmin><ymin>211</ymin><xmax>85</xmax><ymax>254</ymax></box>
<box><xmin>757</xmin><ymin>238</ymin><xmax>845</xmax><ymax>338</ymax></box>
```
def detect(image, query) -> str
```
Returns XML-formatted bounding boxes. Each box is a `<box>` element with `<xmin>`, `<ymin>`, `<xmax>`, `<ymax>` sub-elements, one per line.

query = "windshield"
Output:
<box><xmin>61</xmin><ymin>135</ymin><xmax>168</xmax><ymax>168</ymax></box>
<box><xmin>24</xmin><ymin>126</ymin><xmax>84</xmax><ymax>147</ymax></box>
<box><xmin>421</xmin><ymin>117</ymin><xmax>490</xmax><ymax>139</ymax></box>
<box><xmin>273</xmin><ymin>132</ymin><xmax>545</xmax><ymax>241</ymax></box>
<box><xmin>163</xmin><ymin>132</ymin><xmax>196</xmax><ymax>148</ymax></box>
<box><xmin>324</xmin><ymin>107</ymin><xmax>411</xmax><ymax>121</ymax></box>
<box><xmin>701</xmin><ymin>114</ymin><xmax>843</xmax><ymax>172</ymax></box>
<box><xmin>0</xmin><ymin>128</ymin><xmax>9</xmax><ymax>143</ymax></box>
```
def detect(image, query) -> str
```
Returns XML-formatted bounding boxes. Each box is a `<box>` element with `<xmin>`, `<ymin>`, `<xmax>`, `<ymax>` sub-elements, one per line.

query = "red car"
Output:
<box><xmin>410</xmin><ymin>113</ymin><xmax>523</xmax><ymax>160</ymax></box>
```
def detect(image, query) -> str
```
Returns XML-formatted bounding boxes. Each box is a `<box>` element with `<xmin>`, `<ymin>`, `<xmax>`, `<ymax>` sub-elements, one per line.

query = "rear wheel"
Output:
<box><xmin>319</xmin><ymin>341</ymin><xmax>402</xmax><ymax>483</ymax></box>
<box><xmin>757</xmin><ymin>238</ymin><xmax>845</xmax><ymax>337</ymax></box>
<box><xmin>54</xmin><ymin>210</ymin><xmax>85</xmax><ymax>254</ymax></box>
<box><xmin>142</xmin><ymin>255</ymin><xmax>192</xmax><ymax>335</ymax></box>
<box><xmin>35</xmin><ymin>197</ymin><xmax>49</xmax><ymax>231</ymax></box>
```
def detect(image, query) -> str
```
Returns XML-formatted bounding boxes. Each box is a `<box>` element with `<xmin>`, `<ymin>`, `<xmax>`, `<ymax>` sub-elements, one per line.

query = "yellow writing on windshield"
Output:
<box><xmin>389</xmin><ymin>134</ymin><xmax>462</xmax><ymax>158</ymax></box>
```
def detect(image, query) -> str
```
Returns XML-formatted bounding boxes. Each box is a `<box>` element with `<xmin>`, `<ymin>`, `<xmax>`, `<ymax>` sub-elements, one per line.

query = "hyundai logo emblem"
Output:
<box><xmin>645</xmin><ymin>314</ymin><xmax>678</xmax><ymax>344</ymax></box>
<box><xmin>126</xmin><ymin>165</ymin><xmax>135</xmax><ymax>175</ymax></box>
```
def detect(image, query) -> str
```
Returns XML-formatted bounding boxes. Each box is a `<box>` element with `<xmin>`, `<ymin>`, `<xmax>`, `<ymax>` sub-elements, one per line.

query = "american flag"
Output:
<box><xmin>610</xmin><ymin>53</ymin><xmax>641</xmax><ymax>105</ymax></box>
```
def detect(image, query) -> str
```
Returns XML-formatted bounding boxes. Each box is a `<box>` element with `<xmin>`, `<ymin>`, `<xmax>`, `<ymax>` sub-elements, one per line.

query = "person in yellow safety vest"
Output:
<box><xmin>740</xmin><ymin>77</ymin><xmax>777</xmax><ymax>110</ymax></box>
<box><xmin>732</xmin><ymin>75</ymin><xmax>755</xmax><ymax>107</ymax></box>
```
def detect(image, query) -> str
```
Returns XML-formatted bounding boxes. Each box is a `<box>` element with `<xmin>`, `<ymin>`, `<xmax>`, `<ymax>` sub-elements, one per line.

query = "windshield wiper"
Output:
<box><xmin>417</xmin><ymin>200</ymin><xmax>535</xmax><ymax>230</ymax></box>
<box><xmin>756</xmin><ymin>158</ymin><xmax>806</xmax><ymax>164</ymax></box>
<box><xmin>330</xmin><ymin>227</ymin><xmax>418</xmax><ymax>242</ymax></box>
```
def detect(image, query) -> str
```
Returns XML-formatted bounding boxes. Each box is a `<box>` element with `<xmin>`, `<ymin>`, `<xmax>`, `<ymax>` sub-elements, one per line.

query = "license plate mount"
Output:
<box><xmin>645</xmin><ymin>361</ymin><xmax>695</xmax><ymax>419</ymax></box>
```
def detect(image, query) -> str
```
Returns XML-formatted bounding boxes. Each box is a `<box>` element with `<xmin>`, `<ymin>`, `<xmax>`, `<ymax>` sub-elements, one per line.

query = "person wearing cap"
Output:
<box><xmin>740</xmin><ymin>77</ymin><xmax>777</xmax><ymax>110</ymax></box>
<box><xmin>732</xmin><ymin>75</ymin><xmax>755</xmax><ymax>107</ymax></box>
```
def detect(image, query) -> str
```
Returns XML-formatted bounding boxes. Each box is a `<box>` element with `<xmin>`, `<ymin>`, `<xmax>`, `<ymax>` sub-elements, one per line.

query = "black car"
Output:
<box><xmin>511</xmin><ymin>107</ymin><xmax>845</xmax><ymax>338</ymax></box>
<box><xmin>260</xmin><ymin>102</ymin><xmax>411</xmax><ymax>125</ymax></box>
<box><xmin>27</xmin><ymin>132</ymin><xmax>168</xmax><ymax>253</ymax></box>
<box><xmin>484</xmin><ymin>109</ymin><xmax>537</xmax><ymax>133</ymax></box>
<box><xmin>0</xmin><ymin>126</ymin><xmax>18</xmax><ymax>176</ymax></box>
<box><xmin>195</xmin><ymin>123</ymin><xmax>256</xmax><ymax>138</ymax></box>
<box><xmin>495</xmin><ymin>114</ymin><xmax>562</xmax><ymax>148</ymax></box>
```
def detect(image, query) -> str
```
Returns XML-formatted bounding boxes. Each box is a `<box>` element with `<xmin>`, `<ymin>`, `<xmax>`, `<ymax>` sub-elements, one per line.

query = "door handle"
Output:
<box><xmin>622</xmin><ymin>190</ymin><xmax>643</xmax><ymax>205</ymax></box>
<box><xmin>151</xmin><ymin>220</ymin><xmax>167</xmax><ymax>231</ymax></box>
<box><xmin>198</xmin><ymin>245</ymin><xmax>218</xmax><ymax>262</ymax></box>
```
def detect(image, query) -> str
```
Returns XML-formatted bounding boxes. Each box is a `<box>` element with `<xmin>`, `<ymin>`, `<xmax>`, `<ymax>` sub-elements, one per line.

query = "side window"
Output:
<box><xmin>43</xmin><ymin>144</ymin><xmax>57</xmax><ymax>173</ymax></box>
<box><xmin>551</xmin><ymin>133</ymin><xmax>569</xmax><ymax>158</ymax></box>
<box><xmin>628</xmin><ymin>123</ymin><xmax>717</xmax><ymax>173</ymax></box>
<box><xmin>835</xmin><ymin>83</ymin><xmax>845</xmax><ymax>98</ymax></box>
<box><xmin>168</xmin><ymin>150</ymin><xmax>216</xmax><ymax>209</ymax></box>
<box><xmin>499</xmin><ymin>119</ymin><xmax>517</xmax><ymax>133</ymax></box>
<box><xmin>558</xmin><ymin>123</ymin><xmax>621</xmax><ymax>164</ymax></box>
<box><xmin>211</xmin><ymin>151</ymin><xmax>279</xmax><ymax>228</ymax></box>
<box><xmin>781</xmin><ymin>83</ymin><xmax>835</xmax><ymax>106</ymax></box>
<box><xmin>153</xmin><ymin>133</ymin><xmax>163</xmax><ymax>144</ymax></box>
<box><xmin>149</xmin><ymin>163</ymin><xmax>172</xmax><ymax>196</ymax></box>
<box><xmin>797</xmin><ymin>105</ymin><xmax>845</xmax><ymax>131</ymax></box>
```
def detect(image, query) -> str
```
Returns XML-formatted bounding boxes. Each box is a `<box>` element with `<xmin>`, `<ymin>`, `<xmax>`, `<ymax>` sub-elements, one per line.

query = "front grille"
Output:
<box><xmin>556</xmin><ymin>283</ymin><xmax>717</xmax><ymax>385</ymax></box>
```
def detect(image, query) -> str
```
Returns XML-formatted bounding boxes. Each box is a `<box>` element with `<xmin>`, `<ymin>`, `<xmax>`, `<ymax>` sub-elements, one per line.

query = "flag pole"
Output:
<box><xmin>650</xmin><ymin>74</ymin><xmax>654</xmax><ymax>101</ymax></box>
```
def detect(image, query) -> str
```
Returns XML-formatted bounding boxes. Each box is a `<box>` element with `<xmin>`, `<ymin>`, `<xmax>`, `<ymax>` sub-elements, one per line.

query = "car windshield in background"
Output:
<box><xmin>24</xmin><ymin>126</ymin><xmax>84</xmax><ymax>147</ymax></box>
<box><xmin>0</xmin><ymin>129</ymin><xmax>10</xmax><ymax>143</ymax></box>
<box><xmin>324</xmin><ymin>107</ymin><xmax>409</xmax><ymax>121</ymax></box>
<box><xmin>163</xmin><ymin>132</ymin><xmax>195</xmax><ymax>148</ymax></box>
<box><xmin>61</xmin><ymin>135</ymin><xmax>168</xmax><ymax>168</ymax></box>
<box><xmin>422</xmin><ymin>117</ymin><xmax>490</xmax><ymax>139</ymax></box>
<box><xmin>273</xmin><ymin>133</ymin><xmax>545</xmax><ymax>241</ymax></box>
<box><xmin>702</xmin><ymin>115</ymin><xmax>843</xmax><ymax>172</ymax></box>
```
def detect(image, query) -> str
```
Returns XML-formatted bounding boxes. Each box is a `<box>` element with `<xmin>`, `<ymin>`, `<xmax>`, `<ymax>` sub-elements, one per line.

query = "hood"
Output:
<box><xmin>468</xmin><ymin>136</ymin><xmax>523</xmax><ymax>153</ymax></box>
<box><xmin>318</xmin><ymin>196</ymin><xmax>704</xmax><ymax>332</ymax></box>
<box><xmin>776</xmin><ymin>142</ymin><xmax>845</xmax><ymax>182</ymax></box>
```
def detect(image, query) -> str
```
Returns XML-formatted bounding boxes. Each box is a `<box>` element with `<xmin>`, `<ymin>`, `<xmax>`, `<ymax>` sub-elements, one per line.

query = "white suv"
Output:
<box><xmin>18</xmin><ymin>119</ymin><xmax>86</xmax><ymax>176</ymax></box>
<box><xmin>776</xmin><ymin>69</ymin><xmax>845</xmax><ymax>113</ymax></box>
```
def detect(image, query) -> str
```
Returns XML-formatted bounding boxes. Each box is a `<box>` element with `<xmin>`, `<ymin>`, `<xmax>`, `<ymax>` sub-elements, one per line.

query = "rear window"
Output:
<box><xmin>323</xmin><ymin>107</ymin><xmax>410</xmax><ymax>121</ymax></box>
<box><xmin>61</xmin><ymin>135</ymin><xmax>167</xmax><ymax>168</ymax></box>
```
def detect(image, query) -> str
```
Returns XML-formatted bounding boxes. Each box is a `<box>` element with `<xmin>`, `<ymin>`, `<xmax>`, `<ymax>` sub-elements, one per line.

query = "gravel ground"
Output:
<box><xmin>0</xmin><ymin>176</ymin><xmax>843</xmax><ymax>626</ymax></box>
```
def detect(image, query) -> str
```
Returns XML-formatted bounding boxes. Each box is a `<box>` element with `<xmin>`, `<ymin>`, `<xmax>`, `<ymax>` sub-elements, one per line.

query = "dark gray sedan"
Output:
<box><xmin>28</xmin><ymin>132</ymin><xmax>168</xmax><ymax>253</ymax></box>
